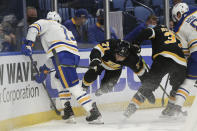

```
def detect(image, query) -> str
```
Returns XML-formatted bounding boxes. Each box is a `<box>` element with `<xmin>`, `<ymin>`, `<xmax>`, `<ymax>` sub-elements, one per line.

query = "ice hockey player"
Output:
<box><xmin>82</xmin><ymin>39</ymin><xmax>148</xmax><ymax>96</ymax></box>
<box><xmin>21</xmin><ymin>11</ymin><xmax>103</xmax><ymax>124</ymax></box>
<box><xmin>124</xmin><ymin>24</ymin><xmax>187</xmax><ymax>118</ymax></box>
<box><xmin>161</xmin><ymin>2</ymin><xmax>197</xmax><ymax>117</ymax></box>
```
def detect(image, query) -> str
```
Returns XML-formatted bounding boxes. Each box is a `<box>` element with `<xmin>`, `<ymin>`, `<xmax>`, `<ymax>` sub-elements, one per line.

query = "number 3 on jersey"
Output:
<box><xmin>164</xmin><ymin>31</ymin><xmax>176</xmax><ymax>44</ymax></box>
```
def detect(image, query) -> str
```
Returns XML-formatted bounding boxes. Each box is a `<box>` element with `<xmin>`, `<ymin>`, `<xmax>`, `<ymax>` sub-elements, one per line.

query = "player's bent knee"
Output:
<box><xmin>68</xmin><ymin>84</ymin><xmax>85</xmax><ymax>97</ymax></box>
<box><xmin>138</xmin><ymin>88</ymin><xmax>155</xmax><ymax>104</ymax></box>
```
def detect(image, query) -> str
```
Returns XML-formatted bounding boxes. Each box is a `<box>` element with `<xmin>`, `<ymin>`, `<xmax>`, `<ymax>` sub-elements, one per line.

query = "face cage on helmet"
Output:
<box><xmin>116</xmin><ymin>49</ymin><xmax>130</xmax><ymax>57</ymax></box>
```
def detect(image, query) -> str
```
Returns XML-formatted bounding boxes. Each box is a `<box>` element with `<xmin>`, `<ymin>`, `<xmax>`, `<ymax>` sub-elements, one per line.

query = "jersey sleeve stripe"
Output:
<box><xmin>188</xmin><ymin>40</ymin><xmax>197</xmax><ymax>54</ymax></box>
<box><xmin>94</xmin><ymin>45</ymin><xmax>105</xmax><ymax>56</ymax></box>
<box><xmin>148</xmin><ymin>27</ymin><xmax>155</xmax><ymax>39</ymax></box>
<box><xmin>189</xmin><ymin>44</ymin><xmax>197</xmax><ymax>49</ymax></box>
<box><xmin>188</xmin><ymin>39</ymin><xmax>197</xmax><ymax>47</ymax></box>
<box><xmin>36</xmin><ymin>23</ymin><xmax>42</xmax><ymax>31</ymax></box>
<box><xmin>29</xmin><ymin>24</ymin><xmax>41</xmax><ymax>32</ymax></box>
<box><xmin>28</xmin><ymin>26</ymin><xmax>40</xmax><ymax>34</ymax></box>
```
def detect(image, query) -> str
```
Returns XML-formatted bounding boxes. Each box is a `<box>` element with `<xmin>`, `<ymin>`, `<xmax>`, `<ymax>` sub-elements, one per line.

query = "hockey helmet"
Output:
<box><xmin>115</xmin><ymin>40</ymin><xmax>130</xmax><ymax>57</ymax></box>
<box><xmin>46</xmin><ymin>11</ymin><xmax>62</xmax><ymax>23</ymax></box>
<box><xmin>172</xmin><ymin>3</ymin><xmax>189</xmax><ymax>22</ymax></box>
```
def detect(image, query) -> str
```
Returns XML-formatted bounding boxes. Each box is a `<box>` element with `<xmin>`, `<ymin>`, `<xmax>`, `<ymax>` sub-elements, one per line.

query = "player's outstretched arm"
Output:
<box><xmin>133</xmin><ymin>28</ymin><xmax>155</xmax><ymax>45</ymax></box>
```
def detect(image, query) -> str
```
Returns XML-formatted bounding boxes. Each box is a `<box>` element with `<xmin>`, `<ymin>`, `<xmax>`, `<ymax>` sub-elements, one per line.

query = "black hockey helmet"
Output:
<box><xmin>115</xmin><ymin>40</ymin><xmax>130</xmax><ymax>57</ymax></box>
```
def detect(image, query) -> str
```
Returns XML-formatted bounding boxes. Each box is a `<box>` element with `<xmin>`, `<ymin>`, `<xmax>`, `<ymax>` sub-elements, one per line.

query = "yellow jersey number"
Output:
<box><xmin>98</xmin><ymin>42</ymin><xmax>110</xmax><ymax>53</ymax></box>
<box><xmin>164</xmin><ymin>31</ymin><xmax>176</xmax><ymax>44</ymax></box>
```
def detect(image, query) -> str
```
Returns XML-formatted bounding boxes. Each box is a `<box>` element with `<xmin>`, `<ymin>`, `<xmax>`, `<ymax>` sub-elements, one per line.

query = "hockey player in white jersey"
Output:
<box><xmin>161</xmin><ymin>3</ymin><xmax>197</xmax><ymax>117</ymax></box>
<box><xmin>21</xmin><ymin>11</ymin><xmax>103</xmax><ymax>123</ymax></box>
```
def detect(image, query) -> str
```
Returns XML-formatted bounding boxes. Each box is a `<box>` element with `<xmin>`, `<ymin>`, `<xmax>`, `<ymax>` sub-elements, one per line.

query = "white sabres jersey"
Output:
<box><xmin>26</xmin><ymin>19</ymin><xmax>79</xmax><ymax>57</ymax></box>
<box><xmin>174</xmin><ymin>9</ymin><xmax>197</xmax><ymax>58</ymax></box>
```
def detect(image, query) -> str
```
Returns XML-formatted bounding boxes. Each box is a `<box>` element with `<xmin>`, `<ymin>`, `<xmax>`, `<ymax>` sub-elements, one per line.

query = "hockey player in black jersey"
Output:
<box><xmin>124</xmin><ymin>25</ymin><xmax>187</xmax><ymax>118</ymax></box>
<box><xmin>82</xmin><ymin>39</ymin><xmax>148</xmax><ymax>96</ymax></box>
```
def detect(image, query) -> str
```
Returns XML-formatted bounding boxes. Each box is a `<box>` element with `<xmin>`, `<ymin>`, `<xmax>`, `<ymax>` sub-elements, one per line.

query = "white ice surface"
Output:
<box><xmin>14</xmin><ymin>108</ymin><xmax>187</xmax><ymax>131</ymax></box>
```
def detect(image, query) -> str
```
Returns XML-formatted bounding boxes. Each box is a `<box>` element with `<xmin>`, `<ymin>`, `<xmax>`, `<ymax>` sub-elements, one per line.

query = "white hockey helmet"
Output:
<box><xmin>172</xmin><ymin>3</ymin><xmax>189</xmax><ymax>22</ymax></box>
<box><xmin>46</xmin><ymin>11</ymin><xmax>62</xmax><ymax>23</ymax></box>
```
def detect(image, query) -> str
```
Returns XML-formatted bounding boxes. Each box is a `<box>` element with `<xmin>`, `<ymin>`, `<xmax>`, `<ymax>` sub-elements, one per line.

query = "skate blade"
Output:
<box><xmin>123</xmin><ymin>110</ymin><xmax>132</xmax><ymax>118</ymax></box>
<box><xmin>95</xmin><ymin>92</ymin><xmax>103</xmax><ymax>96</ymax></box>
<box><xmin>159</xmin><ymin>113</ymin><xmax>187</xmax><ymax>120</ymax></box>
<box><xmin>88</xmin><ymin>116</ymin><xmax>104</xmax><ymax>124</ymax></box>
<box><xmin>64</xmin><ymin>116</ymin><xmax>76</xmax><ymax>124</ymax></box>
<box><xmin>123</xmin><ymin>113</ymin><xmax>130</xmax><ymax>118</ymax></box>
<box><xmin>159</xmin><ymin>115</ymin><xmax>175</xmax><ymax>119</ymax></box>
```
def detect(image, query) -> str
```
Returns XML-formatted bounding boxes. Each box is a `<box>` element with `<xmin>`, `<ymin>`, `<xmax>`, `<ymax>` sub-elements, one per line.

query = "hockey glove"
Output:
<box><xmin>130</xmin><ymin>41</ymin><xmax>141</xmax><ymax>54</ymax></box>
<box><xmin>35</xmin><ymin>64</ymin><xmax>50</xmax><ymax>83</ymax></box>
<box><xmin>21</xmin><ymin>40</ymin><xmax>34</xmax><ymax>56</ymax></box>
<box><xmin>89</xmin><ymin>58</ymin><xmax>101</xmax><ymax>71</ymax></box>
<box><xmin>130</xmin><ymin>44</ymin><xmax>141</xmax><ymax>54</ymax></box>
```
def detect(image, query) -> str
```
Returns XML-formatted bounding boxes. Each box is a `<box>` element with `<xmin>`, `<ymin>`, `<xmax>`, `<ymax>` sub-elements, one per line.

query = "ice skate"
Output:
<box><xmin>123</xmin><ymin>103</ymin><xmax>137</xmax><ymax>118</ymax></box>
<box><xmin>62</xmin><ymin>101</ymin><xmax>76</xmax><ymax>124</ymax></box>
<box><xmin>161</xmin><ymin>103</ymin><xmax>187</xmax><ymax>118</ymax></box>
<box><xmin>86</xmin><ymin>102</ymin><xmax>104</xmax><ymax>124</ymax></box>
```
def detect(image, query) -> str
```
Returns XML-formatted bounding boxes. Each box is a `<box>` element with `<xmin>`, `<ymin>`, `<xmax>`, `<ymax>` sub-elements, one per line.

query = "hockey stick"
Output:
<box><xmin>47</xmin><ymin>64</ymin><xmax>95</xmax><ymax>74</ymax></box>
<box><xmin>161</xmin><ymin>74</ymin><xmax>170</xmax><ymax>106</ymax></box>
<box><xmin>43</xmin><ymin>63</ymin><xmax>96</xmax><ymax>75</ymax></box>
<box><xmin>139</xmin><ymin>55</ymin><xmax>170</xmax><ymax>97</ymax></box>
<box><xmin>60</xmin><ymin>64</ymin><xmax>95</xmax><ymax>69</ymax></box>
<box><xmin>29</xmin><ymin>56</ymin><xmax>61</xmax><ymax>115</ymax></box>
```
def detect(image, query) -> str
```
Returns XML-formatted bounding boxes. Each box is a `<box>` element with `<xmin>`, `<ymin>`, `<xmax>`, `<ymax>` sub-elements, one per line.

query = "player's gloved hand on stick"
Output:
<box><xmin>21</xmin><ymin>39</ymin><xmax>34</xmax><ymax>56</ymax></box>
<box><xmin>130</xmin><ymin>41</ymin><xmax>141</xmax><ymax>54</ymax></box>
<box><xmin>89</xmin><ymin>58</ymin><xmax>101</xmax><ymax>70</ymax></box>
<box><xmin>35</xmin><ymin>64</ymin><xmax>50</xmax><ymax>83</ymax></box>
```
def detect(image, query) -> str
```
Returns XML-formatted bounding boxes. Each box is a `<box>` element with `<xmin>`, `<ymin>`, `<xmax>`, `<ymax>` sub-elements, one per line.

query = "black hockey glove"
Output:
<box><xmin>89</xmin><ymin>58</ymin><xmax>101</xmax><ymax>71</ymax></box>
<box><xmin>130</xmin><ymin>41</ymin><xmax>141</xmax><ymax>54</ymax></box>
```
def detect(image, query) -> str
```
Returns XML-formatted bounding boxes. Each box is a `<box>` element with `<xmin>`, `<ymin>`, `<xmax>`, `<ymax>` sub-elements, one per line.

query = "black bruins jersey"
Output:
<box><xmin>90</xmin><ymin>39</ymin><xmax>143</xmax><ymax>72</ymax></box>
<box><xmin>134</xmin><ymin>25</ymin><xmax>186</xmax><ymax>66</ymax></box>
<box><xmin>90</xmin><ymin>39</ymin><xmax>140</xmax><ymax>72</ymax></box>
<box><xmin>90</xmin><ymin>39</ymin><xmax>123</xmax><ymax>70</ymax></box>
